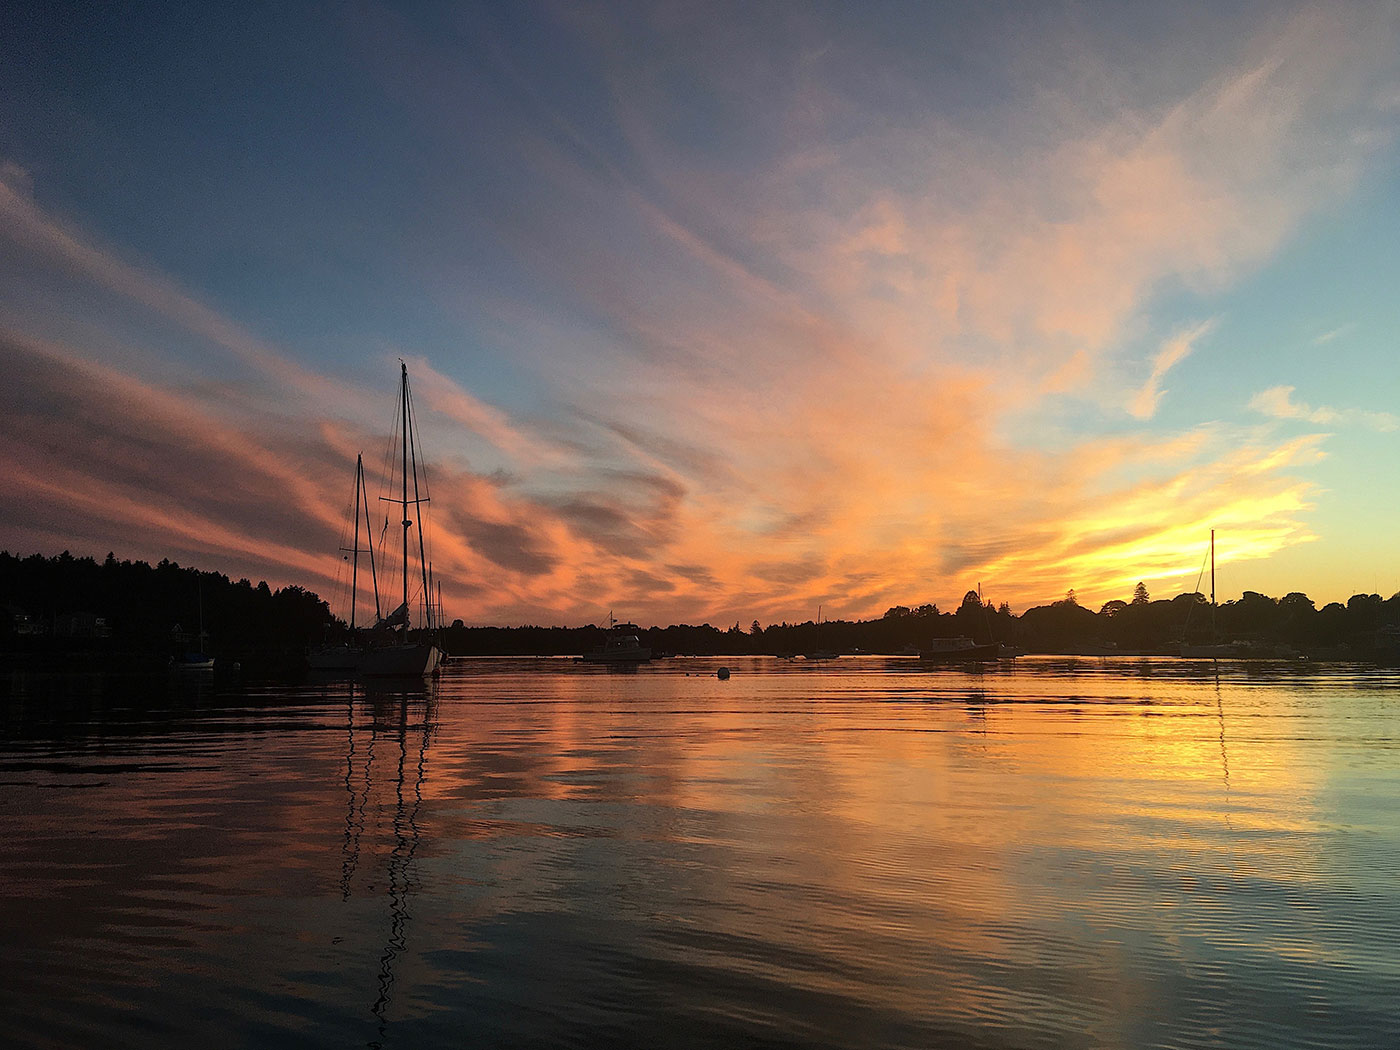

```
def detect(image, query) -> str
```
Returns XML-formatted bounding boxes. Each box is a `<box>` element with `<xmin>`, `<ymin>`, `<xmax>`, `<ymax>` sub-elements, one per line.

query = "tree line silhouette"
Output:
<box><xmin>447</xmin><ymin>586</ymin><xmax>1392</xmax><ymax>661</ymax></box>
<box><xmin>1</xmin><ymin>550</ymin><xmax>332</xmax><ymax>668</ymax></box>
<box><xmin>4</xmin><ymin>550</ymin><xmax>1398</xmax><ymax>664</ymax></box>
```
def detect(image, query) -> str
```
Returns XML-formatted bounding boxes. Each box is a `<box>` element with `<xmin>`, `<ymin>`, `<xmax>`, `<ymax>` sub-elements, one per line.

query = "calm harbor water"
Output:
<box><xmin>2</xmin><ymin>656</ymin><xmax>1397</xmax><ymax>1049</ymax></box>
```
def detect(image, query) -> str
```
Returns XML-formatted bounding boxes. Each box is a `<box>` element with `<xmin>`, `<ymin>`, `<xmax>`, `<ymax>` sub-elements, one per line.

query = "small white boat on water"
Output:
<box><xmin>581</xmin><ymin>618</ymin><xmax>652</xmax><ymax>664</ymax></box>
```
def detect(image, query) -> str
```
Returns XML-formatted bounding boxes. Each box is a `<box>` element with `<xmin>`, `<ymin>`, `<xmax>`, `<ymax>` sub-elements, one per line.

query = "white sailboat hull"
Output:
<box><xmin>356</xmin><ymin>644</ymin><xmax>442</xmax><ymax>677</ymax></box>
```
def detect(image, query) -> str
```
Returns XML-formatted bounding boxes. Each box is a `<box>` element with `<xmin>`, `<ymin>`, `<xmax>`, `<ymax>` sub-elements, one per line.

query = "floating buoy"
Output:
<box><xmin>716</xmin><ymin>667</ymin><xmax>730</xmax><ymax>680</ymax></box>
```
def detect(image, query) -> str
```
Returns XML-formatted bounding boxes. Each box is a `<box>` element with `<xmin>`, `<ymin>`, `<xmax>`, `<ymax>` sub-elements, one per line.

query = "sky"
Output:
<box><xmin>2</xmin><ymin>1</ymin><xmax>1399</xmax><ymax>627</ymax></box>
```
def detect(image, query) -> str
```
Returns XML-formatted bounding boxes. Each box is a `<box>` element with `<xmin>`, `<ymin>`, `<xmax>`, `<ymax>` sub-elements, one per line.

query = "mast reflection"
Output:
<box><xmin>337</xmin><ymin>678</ymin><xmax>435</xmax><ymax>1048</ymax></box>
<box><xmin>1214</xmin><ymin>670</ymin><xmax>1233</xmax><ymax>834</ymax></box>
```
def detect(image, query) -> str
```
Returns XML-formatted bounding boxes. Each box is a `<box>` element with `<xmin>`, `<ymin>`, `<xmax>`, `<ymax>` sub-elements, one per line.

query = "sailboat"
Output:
<box><xmin>171</xmin><ymin>580</ymin><xmax>215</xmax><ymax>670</ymax></box>
<box><xmin>804</xmin><ymin>605</ymin><xmax>839</xmax><ymax>660</ymax></box>
<box><xmin>308</xmin><ymin>453</ymin><xmax>382</xmax><ymax>670</ymax></box>
<box><xmin>1181</xmin><ymin>529</ymin><xmax>1234</xmax><ymax>658</ymax></box>
<box><xmin>356</xmin><ymin>362</ymin><xmax>444</xmax><ymax>677</ymax></box>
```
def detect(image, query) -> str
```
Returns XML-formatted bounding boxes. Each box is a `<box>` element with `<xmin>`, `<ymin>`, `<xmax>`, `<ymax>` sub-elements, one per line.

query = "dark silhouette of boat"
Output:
<box><xmin>355</xmin><ymin>362</ymin><xmax>443</xmax><ymax>678</ymax></box>
<box><xmin>581</xmin><ymin>618</ymin><xmax>652</xmax><ymax>663</ymax></box>
<box><xmin>918</xmin><ymin>636</ymin><xmax>1001</xmax><ymax>663</ymax></box>
<box><xmin>1180</xmin><ymin>529</ymin><xmax>1232</xmax><ymax>658</ymax></box>
<box><xmin>804</xmin><ymin>604</ymin><xmax>840</xmax><ymax>660</ymax></box>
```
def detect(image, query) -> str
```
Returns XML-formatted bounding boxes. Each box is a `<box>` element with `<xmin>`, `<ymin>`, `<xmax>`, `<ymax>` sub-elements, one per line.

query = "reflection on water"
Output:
<box><xmin>2</xmin><ymin>657</ymin><xmax>1399</xmax><ymax>1049</ymax></box>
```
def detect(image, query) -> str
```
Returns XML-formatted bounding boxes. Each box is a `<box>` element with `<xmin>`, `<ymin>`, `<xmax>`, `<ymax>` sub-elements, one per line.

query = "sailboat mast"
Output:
<box><xmin>401</xmin><ymin>361</ymin><xmax>410</xmax><ymax>642</ymax></box>
<box><xmin>1210</xmin><ymin>529</ymin><xmax>1216</xmax><ymax>639</ymax></box>
<box><xmin>350</xmin><ymin>453</ymin><xmax>362</xmax><ymax>633</ymax></box>
<box><xmin>407</xmin><ymin>375</ymin><xmax>433</xmax><ymax>632</ymax></box>
<box><xmin>362</xmin><ymin>456</ymin><xmax>382</xmax><ymax>623</ymax></box>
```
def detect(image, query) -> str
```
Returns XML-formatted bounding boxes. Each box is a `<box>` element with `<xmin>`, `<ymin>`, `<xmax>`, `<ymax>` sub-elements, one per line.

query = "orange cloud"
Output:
<box><xmin>3</xmin><ymin>8</ymin><xmax>1396</xmax><ymax>623</ymax></box>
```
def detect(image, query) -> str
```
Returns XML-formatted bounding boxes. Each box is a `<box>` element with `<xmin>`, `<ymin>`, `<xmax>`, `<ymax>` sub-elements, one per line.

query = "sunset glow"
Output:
<box><xmin>2</xmin><ymin>3</ymin><xmax>1398</xmax><ymax>625</ymax></box>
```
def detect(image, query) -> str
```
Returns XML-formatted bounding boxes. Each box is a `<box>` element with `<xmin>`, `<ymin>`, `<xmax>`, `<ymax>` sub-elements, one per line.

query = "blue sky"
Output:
<box><xmin>2</xmin><ymin>1</ymin><xmax>1398</xmax><ymax>625</ymax></box>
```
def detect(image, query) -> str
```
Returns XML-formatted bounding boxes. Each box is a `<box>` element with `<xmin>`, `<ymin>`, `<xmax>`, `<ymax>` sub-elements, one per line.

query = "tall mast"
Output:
<box><xmin>350</xmin><ymin>454</ymin><xmax>362</xmax><ymax>633</ymax></box>
<box><xmin>1210</xmin><ymin>529</ymin><xmax>1216</xmax><ymax>640</ymax></box>
<box><xmin>401</xmin><ymin>360</ymin><xmax>410</xmax><ymax>642</ymax></box>
<box><xmin>407</xmin><ymin>373</ymin><xmax>433</xmax><ymax>632</ymax></box>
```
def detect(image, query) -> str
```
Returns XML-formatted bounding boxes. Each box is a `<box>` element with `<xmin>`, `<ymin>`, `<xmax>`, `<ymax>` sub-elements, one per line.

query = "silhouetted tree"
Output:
<box><xmin>1132</xmin><ymin>582</ymin><xmax>1150</xmax><ymax>604</ymax></box>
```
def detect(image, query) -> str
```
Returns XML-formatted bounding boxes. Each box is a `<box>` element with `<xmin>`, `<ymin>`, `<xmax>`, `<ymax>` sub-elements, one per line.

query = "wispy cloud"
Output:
<box><xmin>1313</xmin><ymin>322</ymin><xmax>1356</xmax><ymax>345</ymax></box>
<box><xmin>1128</xmin><ymin>321</ymin><xmax>1214</xmax><ymax>419</ymax></box>
<box><xmin>1249</xmin><ymin>385</ymin><xmax>1399</xmax><ymax>432</ymax></box>
<box><xmin>3</xmin><ymin>5</ymin><xmax>1398</xmax><ymax>620</ymax></box>
<box><xmin>0</xmin><ymin>167</ymin><xmax>356</xmax><ymax>412</ymax></box>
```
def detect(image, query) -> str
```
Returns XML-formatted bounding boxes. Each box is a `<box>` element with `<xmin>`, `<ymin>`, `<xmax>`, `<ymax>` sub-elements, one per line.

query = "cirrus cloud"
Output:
<box><xmin>1249</xmin><ymin>385</ymin><xmax>1399</xmax><ymax>432</ymax></box>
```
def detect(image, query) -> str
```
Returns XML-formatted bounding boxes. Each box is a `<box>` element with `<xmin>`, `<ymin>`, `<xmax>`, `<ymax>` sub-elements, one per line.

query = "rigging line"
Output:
<box><xmin>405</xmin><ymin>379</ymin><xmax>435</xmax><ymax>581</ymax></box>
<box><xmin>405</xmin><ymin>370</ymin><xmax>434</xmax><ymax>630</ymax></box>
<box><xmin>374</xmin><ymin>377</ymin><xmax>403</xmax><ymax>604</ymax></box>
<box><xmin>1182</xmin><ymin>541</ymin><xmax>1211</xmax><ymax>638</ymax></box>
<box><xmin>361</xmin><ymin>454</ymin><xmax>383</xmax><ymax>622</ymax></box>
<box><xmin>327</xmin><ymin>456</ymin><xmax>359</xmax><ymax>626</ymax></box>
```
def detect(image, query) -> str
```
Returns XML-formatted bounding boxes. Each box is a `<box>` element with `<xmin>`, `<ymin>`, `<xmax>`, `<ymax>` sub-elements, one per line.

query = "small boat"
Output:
<box><xmin>172</xmin><ymin>582</ymin><xmax>214</xmax><ymax>670</ymax></box>
<box><xmin>1180</xmin><ymin>642</ymin><xmax>1236</xmax><ymax>659</ymax></box>
<box><xmin>171</xmin><ymin>651</ymin><xmax>214</xmax><ymax>671</ymax></box>
<box><xmin>354</xmin><ymin>362</ymin><xmax>444</xmax><ymax>678</ymax></box>
<box><xmin>1179</xmin><ymin>529</ymin><xmax>1227</xmax><ymax>659</ymax></box>
<box><xmin>918</xmin><ymin>636</ymin><xmax>1001</xmax><ymax>663</ymax></box>
<box><xmin>582</xmin><ymin>618</ymin><xmax>652</xmax><ymax>664</ymax></box>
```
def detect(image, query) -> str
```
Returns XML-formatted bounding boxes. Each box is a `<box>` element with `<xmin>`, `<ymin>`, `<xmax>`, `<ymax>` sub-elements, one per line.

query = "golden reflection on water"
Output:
<box><xmin>1</xmin><ymin>658</ymin><xmax>1397</xmax><ymax>1049</ymax></box>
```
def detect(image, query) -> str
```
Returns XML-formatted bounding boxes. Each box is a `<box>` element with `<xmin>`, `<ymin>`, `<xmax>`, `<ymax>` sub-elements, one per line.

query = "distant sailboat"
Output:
<box><xmin>356</xmin><ymin>362</ymin><xmax>444</xmax><ymax>677</ymax></box>
<box><xmin>918</xmin><ymin>636</ymin><xmax>1001</xmax><ymax>664</ymax></box>
<box><xmin>805</xmin><ymin>605</ymin><xmax>839</xmax><ymax>660</ymax></box>
<box><xmin>1181</xmin><ymin>529</ymin><xmax>1233</xmax><ymax>658</ymax></box>
<box><xmin>172</xmin><ymin>580</ymin><xmax>215</xmax><ymax>671</ymax></box>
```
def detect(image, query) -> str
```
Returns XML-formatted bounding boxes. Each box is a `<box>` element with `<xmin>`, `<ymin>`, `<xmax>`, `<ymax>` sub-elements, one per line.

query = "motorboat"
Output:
<box><xmin>582</xmin><ymin>620</ymin><xmax>652</xmax><ymax>664</ymax></box>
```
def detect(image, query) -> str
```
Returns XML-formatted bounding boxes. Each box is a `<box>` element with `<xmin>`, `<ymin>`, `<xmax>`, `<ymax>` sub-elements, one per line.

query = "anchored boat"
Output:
<box><xmin>354</xmin><ymin>362</ymin><xmax>444</xmax><ymax>678</ymax></box>
<box><xmin>581</xmin><ymin>617</ymin><xmax>652</xmax><ymax>664</ymax></box>
<box><xmin>918</xmin><ymin>636</ymin><xmax>1002</xmax><ymax>664</ymax></box>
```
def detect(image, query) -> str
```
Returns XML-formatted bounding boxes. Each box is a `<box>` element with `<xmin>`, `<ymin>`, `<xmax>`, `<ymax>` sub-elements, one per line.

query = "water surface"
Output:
<box><xmin>2</xmin><ymin>657</ymin><xmax>1397</xmax><ymax>1048</ymax></box>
